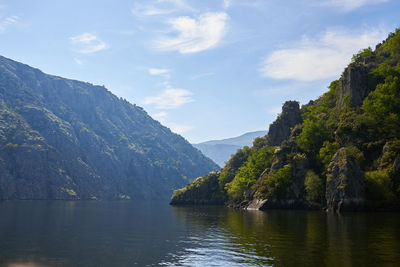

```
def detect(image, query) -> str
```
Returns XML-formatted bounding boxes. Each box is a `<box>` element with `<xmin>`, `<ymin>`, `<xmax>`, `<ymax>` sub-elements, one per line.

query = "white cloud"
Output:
<box><xmin>223</xmin><ymin>0</ymin><xmax>232</xmax><ymax>9</ymax></box>
<box><xmin>155</xmin><ymin>12</ymin><xmax>229</xmax><ymax>54</ymax></box>
<box><xmin>168</xmin><ymin>122</ymin><xmax>193</xmax><ymax>134</ymax></box>
<box><xmin>267</xmin><ymin>106</ymin><xmax>282</xmax><ymax>115</ymax></box>
<box><xmin>321</xmin><ymin>0</ymin><xmax>389</xmax><ymax>11</ymax></box>
<box><xmin>144</xmin><ymin>87</ymin><xmax>194</xmax><ymax>109</ymax></box>
<box><xmin>70</xmin><ymin>33</ymin><xmax>107</xmax><ymax>54</ymax></box>
<box><xmin>132</xmin><ymin>7</ymin><xmax>174</xmax><ymax>16</ymax></box>
<box><xmin>260</xmin><ymin>28</ymin><xmax>387</xmax><ymax>81</ymax></box>
<box><xmin>74</xmin><ymin>58</ymin><xmax>83</xmax><ymax>65</ymax></box>
<box><xmin>0</xmin><ymin>15</ymin><xmax>19</xmax><ymax>33</ymax></box>
<box><xmin>149</xmin><ymin>68</ymin><xmax>171</xmax><ymax>75</ymax></box>
<box><xmin>131</xmin><ymin>0</ymin><xmax>192</xmax><ymax>17</ymax></box>
<box><xmin>152</xmin><ymin>111</ymin><xmax>168</xmax><ymax>122</ymax></box>
<box><xmin>151</xmin><ymin>111</ymin><xmax>192</xmax><ymax>134</ymax></box>
<box><xmin>158</xmin><ymin>0</ymin><xmax>190</xmax><ymax>9</ymax></box>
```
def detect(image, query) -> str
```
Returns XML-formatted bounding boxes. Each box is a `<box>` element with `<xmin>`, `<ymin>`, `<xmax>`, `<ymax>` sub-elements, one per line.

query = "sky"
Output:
<box><xmin>0</xmin><ymin>0</ymin><xmax>399</xmax><ymax>143</ymax></box>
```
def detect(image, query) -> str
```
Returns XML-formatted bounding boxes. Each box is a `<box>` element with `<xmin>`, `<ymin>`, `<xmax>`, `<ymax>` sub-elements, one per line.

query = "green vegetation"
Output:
<box><xmin>0</xmin><ymin>55</ymin><xmax>219</xmax><ymax>200</ymax></box>
<box><xmin>225</xmin><ymin>146</ymin><xmax>274</xmax><ymax>199</ymax></box>
<box><xmin>296</xmin><ymin>119</ymin><xmax>330</xmax><ymax>154</ymax></box>
<box><xmin>365</xmin><ymin>170</ymin><xmax>395</xmax><ymax>203</ymax></box>
<box><xmin>171</xmin><ymin>29</ymin><xmax>400</xmax><ymax>209</ymax></box>
<box><xmin>218</xmin><ymin>146</ymin><xmax>253</xmax><ymax>190</ymax></box>
<box><xmin>304</xmin><ymin>170</ymin><xmax>324</xmax><ymax>203</ymax></box>
<box><xmin>351</xmin><ymin>47</ymin><xmax>374</xmax><ymax>63</ymax></box>
<box><xmin>319</xmin><ymin>141</ymin><xmax>340</xmax><ymax>168</ymax></box>
<box><xmin>171</xmin><ymin>172</ymin><xmax>225</xmax><ymax>204</ymax></box>
<box><xmin>263</xmin><ymin>164</ymin><xmax>293</xmax><ymax>199</ymax></box>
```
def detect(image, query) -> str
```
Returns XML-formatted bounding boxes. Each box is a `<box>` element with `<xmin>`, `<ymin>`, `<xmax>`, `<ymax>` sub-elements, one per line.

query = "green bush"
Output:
<box><xmin>362</xmin><ymin>75</ymin><xmax>400</xmax><ymax>138</ymax></box>
<box><xmin>351</xmin><ymin>47</ymin><xmax>373</xmax><ymax>63</ymax></box>
<box><xmin>225</xmin><ymin>146</ymin><xmax>274</xmax><ymax>200</ymax></box>
<box><xmin>365</xmin><ymin>170</ymin><xmax>395</xmax><ymax>202</ymax></box>
<box><xmin>319</xmin><ymin>141</ymin><xmax>340</xmax><ymax>167</ymax></box>
<box><xmin>304</xmin><ymin>170</ymin><xmax>324</xmax><ymax>203</ymax></box>
<box><xmin>380</xmin><ymin>140</ymin><xmax>400</xmax><ymax>169</ymax></box>
<box><xmin>296</xmin><ymin>119</ymin><xmax>330</xmax><ymax>154</ymax></box>
<box><xmin>264</xmin><ymin>164</ymin><xmax>293</xmax><ymax>199</ymax></box>
<box><xmin>252</xmin><ymin>135</ymin><xmax>268</xmax><ymax>149</ymax></box>
<box><xmin>381</xmin><ymin>28</ymin><xmax>400</xmax><ymax>56</ymax></box>
<box><xmin>345</xmin><ymin>146</ymin><xmax>364</xmax><ymax>163</ymax></box>
<box><xmin>218</xmin><ymin>146</ymin><xmax>253</xmax><ymax>190</ymax></box>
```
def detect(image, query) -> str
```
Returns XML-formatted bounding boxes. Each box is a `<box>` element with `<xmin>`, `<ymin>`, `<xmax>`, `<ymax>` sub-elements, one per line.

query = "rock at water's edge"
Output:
<box><xmin>326</xmin><ymin>148</ymin><xmax>365</xmax><ymax>212</ymax></box>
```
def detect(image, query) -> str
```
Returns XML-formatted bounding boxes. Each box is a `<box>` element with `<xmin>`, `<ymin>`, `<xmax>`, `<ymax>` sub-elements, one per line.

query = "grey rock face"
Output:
<box><xmin>0</xmin><ymin>55</ymin><xmax>219</xmax><ymax>200</ymax></box>
<box><xmin>267</xmin><ymin>101</ymin><xmax>302</xmax><ymax>146</ymax></box>
<box><xmin>326</xmin><ymin>148</ymin><xmax>365</xmax><ymax>212</ymax></box>
<box><xmin>336</xmin><ymin>63</ymin><xmax>376</xmax><ymax>108</ymax></box>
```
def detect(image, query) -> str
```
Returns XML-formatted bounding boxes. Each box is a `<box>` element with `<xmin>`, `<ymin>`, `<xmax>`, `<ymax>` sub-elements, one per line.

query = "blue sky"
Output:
<box><xmin>0</xmin><ymin>0</ymin><xmax>399</xmax><ymax>143</ymax></box>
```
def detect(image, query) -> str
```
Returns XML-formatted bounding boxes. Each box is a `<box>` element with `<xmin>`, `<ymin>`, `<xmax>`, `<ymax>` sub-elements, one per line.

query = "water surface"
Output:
<box><xmin>0</xmin><ymin>201</ymin><xmax>399</xmax><ymax>266</ymax></box>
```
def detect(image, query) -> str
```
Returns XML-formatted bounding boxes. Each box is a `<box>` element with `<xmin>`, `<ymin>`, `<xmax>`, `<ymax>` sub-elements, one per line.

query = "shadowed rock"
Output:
<box><xmin>267</xmin><ymin>101</ymin><xmax>302</xmax><ymax>146</ymax></box>
<box><xmin>336</xmin><ymin>63</ymin><xmax>377</xmax><ymax>108</ymax></box>
<box><xmin>326</xmin><ymin>148</ymin><xmax>365</xmax><ymax>212</ymax></box>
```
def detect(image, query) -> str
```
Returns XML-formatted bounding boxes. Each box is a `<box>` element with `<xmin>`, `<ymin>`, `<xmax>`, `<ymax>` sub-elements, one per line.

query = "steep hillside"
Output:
<box><xmin>193</xmin><ymin>131</ymin><xmax>267</xmax><ymax>167</ymax></box>
<box><xmin>171</xmin><ymin>29</ymin><xmax>400</xmax><ymax>211</ymax></box>
<box><xmin>0</xmin><ymin>56</ymin><xmax>218</xmax><ymax>200</ymax></box>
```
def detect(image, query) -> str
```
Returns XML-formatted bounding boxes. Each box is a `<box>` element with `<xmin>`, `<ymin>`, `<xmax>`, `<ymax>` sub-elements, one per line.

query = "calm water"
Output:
<box><xmin>0</xmin><ymin>201</ymin><xmax>399</xmax><ymax>266</ymax></box>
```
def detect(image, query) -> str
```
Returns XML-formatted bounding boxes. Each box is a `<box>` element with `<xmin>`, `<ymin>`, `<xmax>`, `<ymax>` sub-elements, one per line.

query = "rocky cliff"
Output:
<box><xmin>325</xmin><ymin>148</ymin><xmax>365</xmax><ymax>212</ymax></box>
<box><xmin>0</xmin><ymin>56</ymin><xmax>219</xmax><ymax>200</ymax></box>
<box><xmin>267</xmin><ymin>101</ymin><xmax>302</xmax><ymax>146</ymax></box>
<box><xmin>336</xmin><ymin>63</ymin><xmax>376</xmax><ymax>108</ymax></box>
<box><xmin>171</xmin><ymin>29</ymin><xmax>400</xmax><ymax>212</ymax></box>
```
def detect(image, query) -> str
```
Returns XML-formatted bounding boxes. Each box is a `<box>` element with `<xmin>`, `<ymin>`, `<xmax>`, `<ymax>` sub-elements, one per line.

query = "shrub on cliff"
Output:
<box><xmin>263</xmin><ymin>164</ymin><xmax>293</xmax><ymax>199</ymax></box>
<box><xmin>304</xmin><ymin>170</ymin><xmax>324</xmax><ymax>203</ymax></box>
<box><xmin>218</xmin><ymin>146</ymin><xmax>253</xmax><ymax>191</ymax></box>
<box><xmin>365</xmin><ymin>170</ymin><xmax>395</xmax><ymax>203</ymax></box>
<box><xmin>296</xmin><ymin>119</ymin><xmax>330</xmax><ymax>154</ymax></box>
<box><xmin>225</xmin><ymin>146</ymin><xmax>274</xmax><ymax>200</ymax></box>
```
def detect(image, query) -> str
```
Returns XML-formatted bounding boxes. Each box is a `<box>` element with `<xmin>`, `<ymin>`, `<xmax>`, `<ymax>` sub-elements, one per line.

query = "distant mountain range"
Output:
<box><xmin>0</xmin><ymin>55</ymin><xmax>218</xmax><ymax>200</ymax></box>
<box><xmin>193</xmin><ymin>131</ymin><xmax>267</xmax><ymax>167</ymax></box>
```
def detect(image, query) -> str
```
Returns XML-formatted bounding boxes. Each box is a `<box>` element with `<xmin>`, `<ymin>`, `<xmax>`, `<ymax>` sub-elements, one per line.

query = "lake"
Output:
<box><xmin>0</xmin><ymin>201</ymin><xmax>399</xmax><ymax>266</ymax></box>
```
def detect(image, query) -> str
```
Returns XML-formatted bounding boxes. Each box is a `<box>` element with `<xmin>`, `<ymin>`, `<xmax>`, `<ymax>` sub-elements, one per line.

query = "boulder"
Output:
<box><xmin>326</xmin><ymin>148</ymin><xmax>365</xmax><ymax>212</ymax></box>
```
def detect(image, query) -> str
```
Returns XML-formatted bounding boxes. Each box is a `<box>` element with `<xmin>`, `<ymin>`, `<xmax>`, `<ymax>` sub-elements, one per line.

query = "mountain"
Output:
<box><xmin>0</xmin><ymin>56</ymin><xmax>219</xmax><ymax>200</ymax></box>
<box><xmin>171</xmin><ymin>29</ymin><xmax>400</xmax><ymax>212</ymax></box>
<box><xmin>193</xmin><ymin>131</ymin><xmax>267</xmax><ymax>167</ymax></box>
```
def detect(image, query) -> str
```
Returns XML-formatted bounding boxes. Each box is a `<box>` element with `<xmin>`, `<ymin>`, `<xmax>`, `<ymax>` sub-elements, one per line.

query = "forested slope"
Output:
<box><xmin>171</xmin><ymin>29</ymin><xmax>400</xmax><ymax>211</ymax></box>
<box><xmin>0</xmin><ymin>56</ymin><xmax>218</xmax><ymax>200</ymax></box>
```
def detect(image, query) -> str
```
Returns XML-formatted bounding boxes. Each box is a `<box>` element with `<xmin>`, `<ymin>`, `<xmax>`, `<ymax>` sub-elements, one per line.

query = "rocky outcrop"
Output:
<box><xmin>0</xmin><ymin>55</ymin><xmax>219</xmax><ymax>200</ymax></box>
<box><xmin>267</xmin><ymin>101</ymin><xmax>302</xmax><ymax>146</ymax></box>
<box><xmin>247</xmin><ymin>128</ymin><xmax>310</xmax><ymax>210</ymax></box>
<box><xmin>326</xmin><ymin>148</ymin><xmax>365</xmax><ymax>212</ymax></box>
<box><xmin>170</xmin><ymin>30</ymin><xmax>400</xmax><ymax>212</ymax></box>
<box><xmin>170</xmin><ymin>172</ymin><xmax>226</xmax><ymax>205</ymax></box>
<box><xmin>336</xmin><ymin>63</ymin><xmax>376</xmax><ymax>108</ymax></box>
<box><xmin>248</xmin><ymin>153</ymin><xmax>310</xmax><ymax>210</ymax></box>
<box><xmin>247</xmin><ymin>199</ymin><xmax>310</xmax><ymax>210</ymax></box>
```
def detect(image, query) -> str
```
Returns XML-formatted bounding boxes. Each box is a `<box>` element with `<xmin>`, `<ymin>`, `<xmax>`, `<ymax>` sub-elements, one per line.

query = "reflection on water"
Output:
<box><xmin>166</xmin><ymin>206</ymin><xmax>400</xmax><ymax>266</ymax></box>
<box><xmin>3</xmin><ymin>263</ymin><xmax>49</xmax><ymax>267</ymax></box>
<box><xmin>0</xmin><ymin>201</ymin><xmax>399</xmax><ymax>266</ymax></box>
